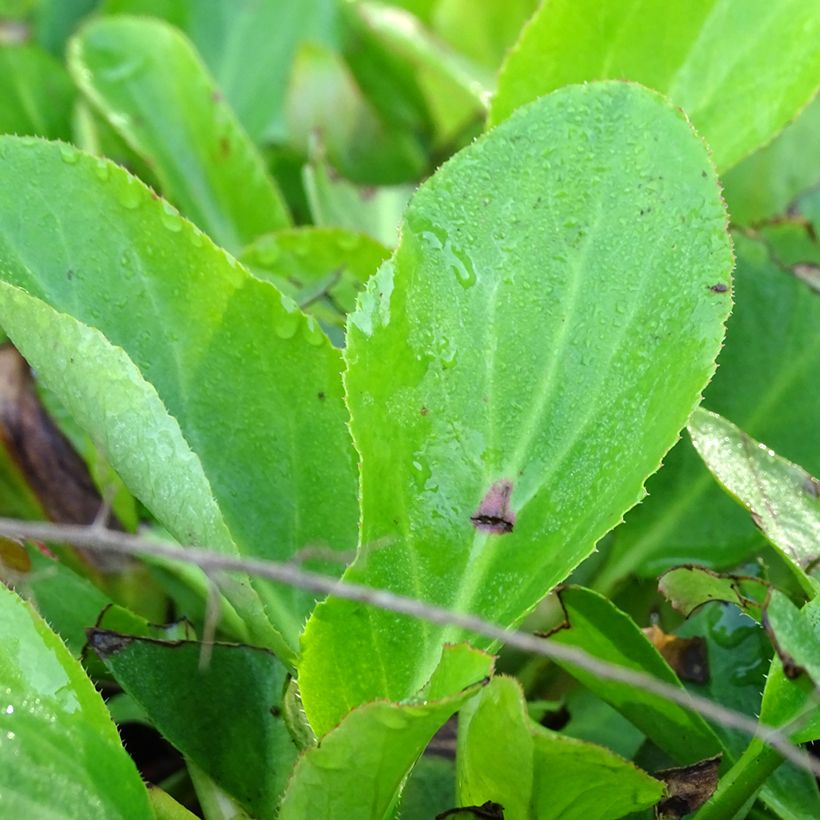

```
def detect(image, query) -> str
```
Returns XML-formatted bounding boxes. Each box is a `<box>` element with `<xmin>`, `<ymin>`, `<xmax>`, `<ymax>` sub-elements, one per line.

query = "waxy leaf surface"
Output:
<box><xmin>299</xmin><ymin>82</ymin><xmax>732</xmax><ymax>734</ymax></box>
<box><xmin>0</xmin><ymin>137</ymin><xmax>358</xmax><ymax>657</ymax></box>
<box><xmin>491</xmin><ymin>0</ymin><xmax>820</xmax><ymax>171</ymax></box>
<box><xmin>70</xmin><ymin>16</ymin><xmax>291</xmax><ymax>253</ymax></box>
<box><xmin>0</xmin><ymin>584</ymin><xmax>151</xmax><ymax>819</ymax></box>
<box><xmin>457</xmin><ymin>676</ymin><xmax>663</xmax><ymax>819</ymax></box>
<box><xmin>689</xmin><ymin>408</ymin><xmax>820</xmax><ymax>580</ymax></box>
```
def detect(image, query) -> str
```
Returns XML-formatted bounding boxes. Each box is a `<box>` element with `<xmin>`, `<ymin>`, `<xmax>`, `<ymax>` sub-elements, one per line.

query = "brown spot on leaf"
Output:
<box><xmin>0</xmin><ymin>535</ymin><xmax>31</xmax><ymax>575</ymax></box>
<box><xmin>656</xmin><ymin>755</ymin><xmax>722</xmax><ymax>819</ymax></box>
<box><xmin>420</xmin><ymin>406</ymin><xmax>429</xmax><ymax>416</ymax></box>
<box><xmin>709</xmin><ymin>283</ymin><xmax>728</xmax><ymax>293</ymax></box>
<box><xmin>436</xmin><ymin>802</ymin><xmax>505</xmax><ymax>819</ymax></box>
<box><xmin>642</xmin><ymin>625</ymin><xmax>710</xmax><ymax>684</ymax></box>
<box><xmin>317</xmin><ymin>391</ymin><xmax>325</xmax><ymax>401</ymax></box>
<box><xmin>87</xmin><ymin>628</ymin><xmax>134</xmax><ymax>657</ymax></box>
<box><xmin>471</xmin><ymin>480</ymin><xmax>515</xmax><ymax>534</ymax></box>
<box><xmin>219</xmin><ymin>136</ymin><xmax>230</xmax><ymax>158</ymax></box>
<box><xmin>803</xmin><ymin>475</ymin><xmax>820</xmax><ymax>498</ymax></box>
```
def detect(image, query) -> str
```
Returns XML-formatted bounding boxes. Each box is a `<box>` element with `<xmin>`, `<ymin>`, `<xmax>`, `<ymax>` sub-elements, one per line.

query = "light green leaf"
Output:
<box><xmin>101</xmin><ymin>0</ymin><xmax>340</xmax><ymax>144</ymax></box>
<box><xmin>491</xmin><ymin>0</ymin><xmax>820</xmax><ymax>171</ymax></box>
<box><xmin>0</xmin><ymin>43</ymin><xmax>75</xmax><ymax>139</ymax></box>
<box><xmin>596</xmin><ymin>231</ymin><xmax>820</xmax><ymax>588</ymax></box>
<box><xmin>0</xmin><ymin>137</ymin><xmax>359</xmax><ymax>656</ymax></box>
<box><xmin>457</xmin><ymin>676</ymin><xmax>664</xmax><ymax>819</ymax></box>
<box><xmin>303</xmin><ymin>158</ymin><xmax>415</xmax><ymax>247</ymax></box>
<box><xmin>299</xmin><ymin>81</ymin><xmax>732</xmax><ymax>734</ymax></box>
<box><xmin>546</xmin><ymin>586</ymin><xmax>722</xmax><ymax>763</ymax></box>
<box><xmin>279</xmin><ymin>644</ymin><xmax>493</xmax><ymax>820</ymax></box>
<box><xmin>659</xmin><ymin>566</ymin><xmax>767</xmax><ymax>619</ymax></box>
<box><xmin>0</xmin><ymin>584</ymin><xmax>152</xmax><ymax>819</ymax></box>
<box><xmin>688</xmin><ymin>408</ymin><xmax>820</xmax><ymax>585</ymax></box>
<box><xmin>723</xmin><ymin>96</ymin><xmax>820</xmax><ymax>226</ymax></box>
<box><xmin>90</xmin><ymin>631</ymin><xmax>297</xmax><ymax>818</ymax></box>
<box><xmin>32</xmin><ymin>0</ymin><xmax>98</xmax><ymax>56</ymax></box>
<box><xmin>69</xmin><ymin>16</ymin><xmax>291</xmax><ymax>253</ymax></box>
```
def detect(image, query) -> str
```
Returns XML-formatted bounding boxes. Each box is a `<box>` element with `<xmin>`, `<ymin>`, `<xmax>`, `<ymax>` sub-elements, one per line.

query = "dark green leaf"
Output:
<box><xmin>659</xmin><ymin>566</ymin><xmax>767</xmax><ymax>620</ymax></box>
<box><xmin>90</xmin><ymin>632</ymin><xmax>297</xmax><ymax>818</ymax></box>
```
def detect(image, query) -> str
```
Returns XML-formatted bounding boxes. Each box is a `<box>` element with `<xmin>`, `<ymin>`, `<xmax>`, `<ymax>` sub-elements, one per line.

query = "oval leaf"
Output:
<box><xmin>299</xmin><ymin>81</ymin><xmax>732</xmax><ymax>734</ymax></box>
<box><xmin>69</xmin><ymin>16</ymin><xmax>291</xmax><ymax>252</ymax></box>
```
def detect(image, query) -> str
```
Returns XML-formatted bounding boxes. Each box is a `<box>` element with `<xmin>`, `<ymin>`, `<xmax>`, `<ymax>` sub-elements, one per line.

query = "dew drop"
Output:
<box><xmin>118</xmin><ymin>178</ymin><xmax>143</xmax><ymax>210</ymax></box>
<box><xmin>160</xmin><ymin>201</ymin><xmax>182</xmax><ymax>232</ymax></box>
<box><xmin>94</xmin><ymin>159</ymin><xmax>110</xmax><ymax>180</ymax></box>
<box><xmin>59</xmin><ymin>144</ymin><xmax>79</xmax><ymax>164</ymax></box>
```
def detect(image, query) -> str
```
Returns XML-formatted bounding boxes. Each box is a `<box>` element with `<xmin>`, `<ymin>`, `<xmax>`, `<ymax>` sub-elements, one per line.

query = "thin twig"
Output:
<box><xmin>1</xmin><ymin>517</ymin><xmax>817</xmax><ymax>778</ymax></box>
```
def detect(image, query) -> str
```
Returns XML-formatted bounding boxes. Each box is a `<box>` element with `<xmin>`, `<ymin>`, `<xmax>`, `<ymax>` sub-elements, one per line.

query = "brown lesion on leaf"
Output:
<box><xmin>708</xmin><ymin>282</ymin><xmax>729</xmax><ymax>293</ymax></box>
<box><xmin>86</xmin><ymin>628</ymin><xmax>134</xmax><ymax>657</ymax></box>
<box><xmin>655</xmin><ymin>755</ymin><xmax>722</xmax><ymax>819</ymax></box>
<box><xmin>642</xmin><ymin>625</ymin><xmax>710</xmax><ymax>684</ymax></box>
<box><xmin>803</xmin><ymin>475</ymin><xmax>820</xmax><ymax>498</ymax></box>
<box><xmin>471</xmin><ymin>480</ymin><xmax>515</xmax><ymax>534</ymax></box>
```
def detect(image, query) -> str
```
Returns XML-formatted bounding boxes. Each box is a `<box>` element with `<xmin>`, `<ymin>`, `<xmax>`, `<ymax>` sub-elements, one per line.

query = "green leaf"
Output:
<box><xmin>0</xmin><ymin>136</ymin><xmax>359</xmax><ymax>656</ymax></box>
<box><xmin>398</xmin><ymin>756</ymin><xmax>456</xmax><ymax>820</ymax></box>
<box><xmin>546</xmin><ymin>586</ymin><xmax>722</xmax><ymax>763</ymax></box>
<box><xmin>278</xmin><ymin>644</ymin><xmax>493</xmax><ymax>820</ymax></box>
<box><xmin>688</xmin><ymin>408</ymin><xmax>820</xmax><ymax>587</ymax></box>
<box><xmin>299</xmin><ymin>81</ymin><xmax>732</xmax><ymax>735</ymax></box>
<box><xmin>32</xmin><ymin>0</ymin><xmax>98</xmax><ymax>56</ymax></box>
<box><xmin>491</xmin><ymin>0</ymin><xmax>820</xmax><ymax>171</ymax></box>
<box><xmin>596</xmin><ymin>231</ymin><xmax>820</xmax><ymax>588</ymax></box>
<box><xmin>89</xmin><ymin>632</ymin><xmax>297</xmax><ymax>818</ymax></box>
<box><xmin>457</xmin><ymin>676</ymin><xmax>664</xmax><ymax>819</ymax></box>
<box><xmin>678</xmin><ymin>604</ymin><xmax>820</xmax><ymax>818</ymax></box>
<box><xmin>763</xmin><ymin>590</ymin><xmax>820</xmax><ymax>686</ymax></box>
<box><xmin>723</xmin><ymin>96</ymin><xmax>820</xmax><ymax>226</ymax></box>
<box><xmin>101</xmin><ymin>0</ymin><xmax>340</xmax><ymax>144</ymax></box>
<box><xmin>0</xmin><ymin>43</ymin><xmax>75</xmax><ymax>139</ymax></box>
<box><xmin>659</xmin><ymin>566</ymin><xmax>767</xmax><ymax>620</ymax></box>
<box><xmin>0</xmin><ymin>584</ymin><xmax>152</xmax><ymax>819</ymax></box>
<box><xmin>69</xmin><ymin>16</ymin><xmax>291</xmax><ymax>253</ymax></box>
<box><xmin>303</xmin><ymin>158</ymin><xmax>415</xmax><ymax>247</ymax></box>
<box><xmin>240</xmin><ymin>227</ymin><xmax>390</xmax><ymax>339</ymax></box>
<box><xmin>286</xmin><ymin>39</ymin><xmax>426</xmax><ymax>184</ymax></box>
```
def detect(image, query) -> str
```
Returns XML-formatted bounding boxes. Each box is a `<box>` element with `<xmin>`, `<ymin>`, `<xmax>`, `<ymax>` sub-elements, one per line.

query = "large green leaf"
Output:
<box><xmin>89</xmin><ymin>631</ymin><xmax>297</xmax><ymax>818</ymax></box>
<box><xmin>101</xmin><ymin>0</ymin><xmax>340</xmax><ymax>144</ymax></box>
<box><xmin>279</xmin><ymin>644</ymin><xmax>493</xmax><ymax>820</ymax></box>
<box><xmin>299</xmin><ymin>81</ymin><xmax>732</xmax><ymax>734</ymax></box>
<box><xmin>69</xmin><ymin>16</ymin><xmax>291</xmax><ymax>253</ymax></box>
<box><xmin>688</xmin><ymin>409</ymin><xmax>820</xmax><ymax>587</ymax></box>
<box><xmin>457</xmin><ymin>676</ymin><xmax>664</xmax><ymax>819</ymax></box>
<box><xmin>0</xmin><ymin>584</ymin><xmax>152</xmax><ymax>819</ymax></box>
<box><xmin>0</xmin><ymin>43</ymin><xmax>75</xmax><ymax>139</ymax></box>
<box><xmin>491</xmin><ymin>0</ymin><xmax>820</xmax><ymax>172</ymax></box>
<box><xmin>0</xmin><ymin>137</ymin><xmax>358</xmax><ymax>657</ymax></box>
<box><xmin>596</xmin><ymin>231</ymin><xmax>820</xmax><ymax>587</ymax></box>
<box><xmin>545</xmin><ymin>586</ymin><xmax>722</xmax><ymax>763</ymax></box>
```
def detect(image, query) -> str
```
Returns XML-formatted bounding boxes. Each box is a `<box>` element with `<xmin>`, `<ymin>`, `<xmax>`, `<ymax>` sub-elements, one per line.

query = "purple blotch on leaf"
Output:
<box><xmin>471</xmin><ymin>479</ymin><xmax>515</xmax><ymax>534</ymax></box>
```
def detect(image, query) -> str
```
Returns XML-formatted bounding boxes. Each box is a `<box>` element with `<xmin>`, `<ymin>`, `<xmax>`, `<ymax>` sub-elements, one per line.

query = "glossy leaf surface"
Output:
<box><xmin>0</xmin><ymin>584</ymin><xmax>151</xmax><ymax>819</ymax></box>
<box><xmin>70</xmin><ymin>16</ymin><xmax>291</xmax><ymax>253</ymax></box>
<box><xmin>491</xmin><ymin>0</ymin><xmax>820</xmax><ymax>171</ymax></box>
<box><xmin>90</xmin><ymin>631</ymin><xmax>297</xmax><ymax>818</ymax></box>
<box><xmin>300</xmin><ymin>82</ymin><xmax>732</xmax><ymax>734</ymax></box>
<box><xmin>763</xmin><ymin>591</ymin><xmax>820</xmax><ymax>686</ymax></box>
<box><xmin>0</xmin><ymin>137</ymin><xmax>358</xmax><ymax>656</ymax></box>
<box><xmin>457</xmin><ymin>676</ymin><xmax>663</xmax><ymax>819</ymax></box>
<box><xmin>279</xmin><ymin>645</ymin><xmax>492</xmax><ymax>820</ymax></box>
<box><xmin>546</xmin><ymin>586</ymin><xmax>721</xmax><ymax>762</ymax></box>
<box><xmin>689</xmin><ymin>408</ymin><xmax>820</xmax><ymax>579</ymax></box>
<box><xmin>597</xmin><ymin>231</ymin><xmax>820</xmax><ymax>586</ymax></box>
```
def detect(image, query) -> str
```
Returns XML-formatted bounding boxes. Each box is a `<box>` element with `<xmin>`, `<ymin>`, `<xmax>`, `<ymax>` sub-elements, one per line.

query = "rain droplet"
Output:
<box><xmin>59</xmin><ymin>144</ymin><xmax>79</xmax><ymax>164</ymax></box>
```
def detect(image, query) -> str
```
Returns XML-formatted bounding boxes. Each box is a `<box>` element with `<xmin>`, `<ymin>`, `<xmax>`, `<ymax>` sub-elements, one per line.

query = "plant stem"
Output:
<box><xmin>694</xmin><ymin>739</ymin><xmax>783</xmax><ymax>820</ymax></box>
